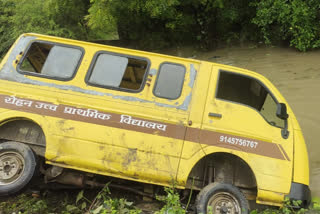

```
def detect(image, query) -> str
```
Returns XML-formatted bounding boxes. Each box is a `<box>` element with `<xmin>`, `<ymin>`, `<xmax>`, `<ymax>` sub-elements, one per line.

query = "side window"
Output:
<box><xmin>216</xmin><ymin>71</ymin><xmax>284</xmax><ymax>128</ymax></box>
<box><xmin>87</xmin><ymin>52</ymin><xmax>149</xmax><ymax>91</ymax></box>
<box><xmin>153</xmin><ymin>63</ymin><xmax>186</xmax><ymax>100</ymax></box>
<box><xmin>19</xmin><ymin>42</ymin><xmax>82</xmax><ymax>80</ymax></box>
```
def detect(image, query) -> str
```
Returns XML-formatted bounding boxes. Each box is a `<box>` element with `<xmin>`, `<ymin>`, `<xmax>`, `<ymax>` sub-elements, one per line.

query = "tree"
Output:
<box><xmin>0</xmin><ymin>0</ymin><xmax>15</xmax><ymax>58</ymax></box>
<box><xmin>87</xmin><ymin>0</ymin><xmax>257</xmax><ymax>49</ymax></box>
<box><xmin>0</xmin><ymin>0</ymin><xmax>91</xmax><ymax>59</ymax></box>
<box><xmin>252</xmin><ymin>0</ymin><xmax>320</xmax><ymax>51</ymax></box>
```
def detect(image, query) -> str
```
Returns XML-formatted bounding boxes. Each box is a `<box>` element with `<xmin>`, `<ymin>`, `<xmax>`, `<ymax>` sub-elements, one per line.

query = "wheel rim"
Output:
<box><xmin>0</xmin><ymin>152</ymin><xmax>25</xmax><ymax>185</ymax></box>
<box><xmin>207</xmin><ymin>192</ymin><xmax>241</xmax><ymax>214</ymax></box>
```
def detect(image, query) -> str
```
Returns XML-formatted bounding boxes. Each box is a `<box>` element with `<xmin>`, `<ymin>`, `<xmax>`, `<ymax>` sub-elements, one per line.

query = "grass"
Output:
<box><xmin>1</xmin><ymin>186</ymin><xmax>320</xmax><ymax>214</ymax></box>
<box><xmin>0</xmin><ymin>185</ymin><xmax>142</xmax><ymax>214</ymax></box>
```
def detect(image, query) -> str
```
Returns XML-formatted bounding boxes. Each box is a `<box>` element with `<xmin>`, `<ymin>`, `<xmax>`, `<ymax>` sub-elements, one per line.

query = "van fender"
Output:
<box><xmin>178</xmin><ymin>146</ymin><xmax>255</xmax><ymax>183</ymax></box>
<box><xmin>178</xmin><ymin>146</ymin><xmax>258</xmax><ymax>199</ymax></box>
<box><xmin>0</xmin><ymin>112</ymin><xmax>49</xmax><ymax>156</ymax></box>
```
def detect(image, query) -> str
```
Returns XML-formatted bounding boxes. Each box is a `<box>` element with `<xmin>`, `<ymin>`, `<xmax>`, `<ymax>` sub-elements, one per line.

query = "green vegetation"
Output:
<box><xmin>0</xmin><ymin>185</ymin><xmax>142</xmax><ymax>214</ymax></box>
<box><xmin>155</xmin><ymin>187</ymin><xmax>186</xmax><ymax>214</ymax></box>
<box><xmin>73</xmin><ymin>184</ymin><xmax>142</xmax><ymax>214</ymax></box>
<box><xmin>1</xmin><ymin>0</ymin><xmax>320</xmax><ymax>59</ymax></box>
<box><xmin>252</xmin><ymin>0</ymin><xmax>320</xmax><ymax>51</ymax></box>
<box><xmin>1</xmin><ymin>185</ymin><xmax>320</xmax><ymax>213</ymax></box>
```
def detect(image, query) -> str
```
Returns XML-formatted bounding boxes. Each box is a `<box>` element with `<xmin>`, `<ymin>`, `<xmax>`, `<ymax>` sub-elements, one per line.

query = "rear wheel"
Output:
<box><xmin>0</xmin><ymin>141</ymin><xmax>37</xmax><ymax>196</ymax></box>
<box><xmin>196</xmin><ymin>182</ymin><xmax>249</xmax><ymax>214</ymax></box>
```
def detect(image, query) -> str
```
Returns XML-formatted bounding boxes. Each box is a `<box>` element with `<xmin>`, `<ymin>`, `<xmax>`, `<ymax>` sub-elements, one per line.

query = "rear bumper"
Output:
<box><xmin>288</xmin><ymin>182</ymin><xmax>311</xmax><ymax>208</ymax></box>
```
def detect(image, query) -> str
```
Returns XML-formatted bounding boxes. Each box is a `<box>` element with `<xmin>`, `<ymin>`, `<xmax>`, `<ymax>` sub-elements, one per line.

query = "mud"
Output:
<box><xmin>166</xmin><ymin>45</ymin><xmax>320</xmax><ymax>197</ymax></box>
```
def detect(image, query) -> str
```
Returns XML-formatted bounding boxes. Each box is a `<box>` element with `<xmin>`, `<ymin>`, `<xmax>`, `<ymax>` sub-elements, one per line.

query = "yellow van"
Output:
<box><xmin>0</xmin><ymin>33</ymin><xmax>310</xmax><ymax>213</ymax></box>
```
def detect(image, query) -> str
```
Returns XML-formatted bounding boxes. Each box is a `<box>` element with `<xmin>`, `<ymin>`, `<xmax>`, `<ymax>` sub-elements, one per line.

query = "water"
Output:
<box><xmin>165</xmin><ymin>45</ymin><xmax>320</xmax><ymax>197</ymax></box>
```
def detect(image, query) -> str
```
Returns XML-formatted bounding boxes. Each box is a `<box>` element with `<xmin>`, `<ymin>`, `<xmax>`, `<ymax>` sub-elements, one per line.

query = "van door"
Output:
<box><xmin>201</xmin><ymin>66</ymin><xmax>293</xmax><ymax>194</ymax></box>
<box><xmin>138</xmin><ymin>61</ymin><xmax>197</xmax><ymax>185</ymax></box>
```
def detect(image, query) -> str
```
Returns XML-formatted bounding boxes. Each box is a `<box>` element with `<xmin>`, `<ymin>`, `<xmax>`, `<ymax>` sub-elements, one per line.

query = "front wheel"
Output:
<box><xmin>196</xmin><ymin>182</ymin><xmax>249</xmax><ymax>214</ymax></box>
<box><xmin>0</xmin><ymin>141</ymin><xmax>37</xmax><ymax>196</ymax></box>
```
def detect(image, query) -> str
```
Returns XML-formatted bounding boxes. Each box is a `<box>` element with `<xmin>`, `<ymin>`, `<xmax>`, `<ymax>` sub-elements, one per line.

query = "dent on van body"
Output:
<box><xmin>0</xmin><ymin>35</ymin><xmax>197</xmax><ymax>111</ymax></box>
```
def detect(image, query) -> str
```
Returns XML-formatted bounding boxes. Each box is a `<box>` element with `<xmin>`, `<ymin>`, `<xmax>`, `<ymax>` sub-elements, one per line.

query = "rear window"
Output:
<box><xmin>19</xmin><ymin>42</ymin><xmax>82</xmax><ymax>80</ymax></box>
<box><xmin>87</xmin><ymin>52</ymin><xmax>149</xmax><ymax>92</ymax></box>
<box><xmin>153</xmin><ymin>63</ymin><xmax>186</xmax><ymax>100</ymax></box>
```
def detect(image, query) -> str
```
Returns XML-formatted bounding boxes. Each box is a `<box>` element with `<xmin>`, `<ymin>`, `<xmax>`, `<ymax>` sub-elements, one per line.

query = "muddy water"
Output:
<box><xmin>166</xmin><ymin>45</ymin><xmax>320</xmax><ymax>196</ymax></box>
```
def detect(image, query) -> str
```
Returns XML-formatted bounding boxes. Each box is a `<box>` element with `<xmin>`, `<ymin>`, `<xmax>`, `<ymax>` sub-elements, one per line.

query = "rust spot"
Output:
<box><xmin>57</xmin><ymin>120</ymin><xmax>65</xmax><ymax>125</ymax></box>
<box><xmin>123</xmin><ymin>148</ymin><xmax>137</xmax><ymax>167</ymax></box>
<box><xmin>132</xmin><ymin>172</ymin><xmax>139</xmax><ymax>178</ymax></box>
<box><xmin>57</xmin><ymin>120</ymin><xmax>75</xmax><ymax>132</ymax></box>
<box><xmin>101</xmin><ymin>154</ymin><xmax>110</xmax><ymax>167</ymax></box>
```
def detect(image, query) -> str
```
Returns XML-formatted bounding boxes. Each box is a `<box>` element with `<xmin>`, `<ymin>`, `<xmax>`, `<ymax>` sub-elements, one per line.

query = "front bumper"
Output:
<box><xmin>288</xmin><ymin>182</ymin><xmax>311</xmax><ymax>208</ymax></box>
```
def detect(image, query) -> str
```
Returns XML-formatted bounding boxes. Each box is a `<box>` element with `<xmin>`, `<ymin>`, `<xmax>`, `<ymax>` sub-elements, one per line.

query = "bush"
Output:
<box><xmin>252</xmin><ymin>0</ymin><xmax>320</xmax><ymax>51</ymax></box>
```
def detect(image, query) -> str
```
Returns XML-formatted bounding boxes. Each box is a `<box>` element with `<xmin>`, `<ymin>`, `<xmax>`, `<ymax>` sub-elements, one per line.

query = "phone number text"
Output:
<box><xmin>219</xmin><ymin>135</ymin><xmax>258</xmax><ymax>149</ymax></box>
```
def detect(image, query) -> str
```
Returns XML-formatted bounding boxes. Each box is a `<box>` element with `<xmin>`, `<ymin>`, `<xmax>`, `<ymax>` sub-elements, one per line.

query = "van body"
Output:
<box><xmin>0</xmin><ymin>34</ymin><xmax>310</xmax><ymax>212</ymax></box>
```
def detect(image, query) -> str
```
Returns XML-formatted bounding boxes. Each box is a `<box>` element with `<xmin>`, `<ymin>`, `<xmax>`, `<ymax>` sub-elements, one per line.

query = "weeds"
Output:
<box><xmin>155</xmin><ymin>187</ymin><xmax>186</xmax><ymax>214</ymax></box>
<box><xmin>67</xmin><ymin>184</ymin><xmax>142</xmax><ymax>214</ymax></box>
<box><xmin>0</xmin><ymin>184</ymin><xmax>141</xmax><ymax>214</ymax></box>
<box><xmin>1</xmin><ymin>185</ymin><xmax>320</xmax><ymax>214</ymax></box>
<box><xmin>249</xmin><ymin>197</ymin><xmax>320</xmax><ymax>214</ymax></box>
<box><xmin>0</xmin><ymin>194</ymin><xmax>49</xmax><ymax>213</ymax></box>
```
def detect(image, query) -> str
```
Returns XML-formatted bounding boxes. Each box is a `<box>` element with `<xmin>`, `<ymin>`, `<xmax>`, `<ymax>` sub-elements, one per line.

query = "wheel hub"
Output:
<box><xmin>221</xmin><ymin>206</ymin><xmax>229</xmax><ymax>214</ymax></box>
<box><xmin>0</xmin><ymin>152</ymin><xmax>24</xmax><ymax>184</ymax></box>
<box><xmin>207</xmin><ymin>192</ymin><xmax>241</xmax><ymax>214</ymax></box>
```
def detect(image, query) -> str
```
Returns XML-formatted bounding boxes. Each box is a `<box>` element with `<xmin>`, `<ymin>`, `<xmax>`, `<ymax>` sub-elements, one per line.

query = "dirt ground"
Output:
<box><xmin>173</xmin><ymin>45</ymin><xmax>320</xmax><ymax>197</ymax></box>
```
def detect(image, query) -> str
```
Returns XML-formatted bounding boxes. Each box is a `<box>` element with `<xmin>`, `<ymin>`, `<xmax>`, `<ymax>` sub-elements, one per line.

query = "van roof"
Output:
<box><xmin>22</xmin><ymin>33</ymin><xmax>201</xmax><ymax>64</ymax></box>
<box><xmin>21</xmin><ymin>33</ymin><xmax>265</xmax><ymax>79</ymax></box>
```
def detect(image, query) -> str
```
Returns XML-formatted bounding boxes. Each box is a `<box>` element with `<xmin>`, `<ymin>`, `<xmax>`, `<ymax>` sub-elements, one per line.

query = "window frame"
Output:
<box><xmin>85</xmin><ymin>51</ymin><xmax>151</xmax><ymax>93</ymax></box>
<box><xmin>215</xmin><ymin>70</ymin><xmax>285</xmax><ymax>129</ymax></box>
<box><xmin>17</xmin><ymin>40</ymin><xmax>84</xmax><ymax>81</ymax></box>
<box><xmin>153</xmin><ymin>62</ymin><xmax>186</xmax><ymax>100</ymax></box>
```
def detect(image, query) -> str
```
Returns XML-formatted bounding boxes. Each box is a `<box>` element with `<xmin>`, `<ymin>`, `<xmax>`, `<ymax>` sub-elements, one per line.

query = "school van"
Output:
<box><xmin>0</xmin><ymin>33</ymin><xmax>310</xmax><ymax>213</ymax></box>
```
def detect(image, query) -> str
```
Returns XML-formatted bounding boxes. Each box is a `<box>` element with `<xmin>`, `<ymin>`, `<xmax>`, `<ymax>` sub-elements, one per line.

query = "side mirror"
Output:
<box><xmin>276</xmin><ymin>103</ymin><xmax>289</xmax><ymax>120</ymax></box>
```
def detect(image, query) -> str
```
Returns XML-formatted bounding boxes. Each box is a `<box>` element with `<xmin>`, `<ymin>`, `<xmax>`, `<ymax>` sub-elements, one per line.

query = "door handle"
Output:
<box><xmin>208</xmin><ymin>112</ymin><xmax>222</xmax><ymax>118</ymax></box>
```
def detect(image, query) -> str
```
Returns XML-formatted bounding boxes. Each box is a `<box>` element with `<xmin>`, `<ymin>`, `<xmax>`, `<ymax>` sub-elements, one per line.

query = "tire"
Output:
<box><xmin>0</xmin><ymin>141</ymin><xmax>37</xmax><ymax>196</ymax></box>
<box><xmin>196</xmin><ymin>182</ymin><xmax>249</xmax><ymax>214</ymax></box>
